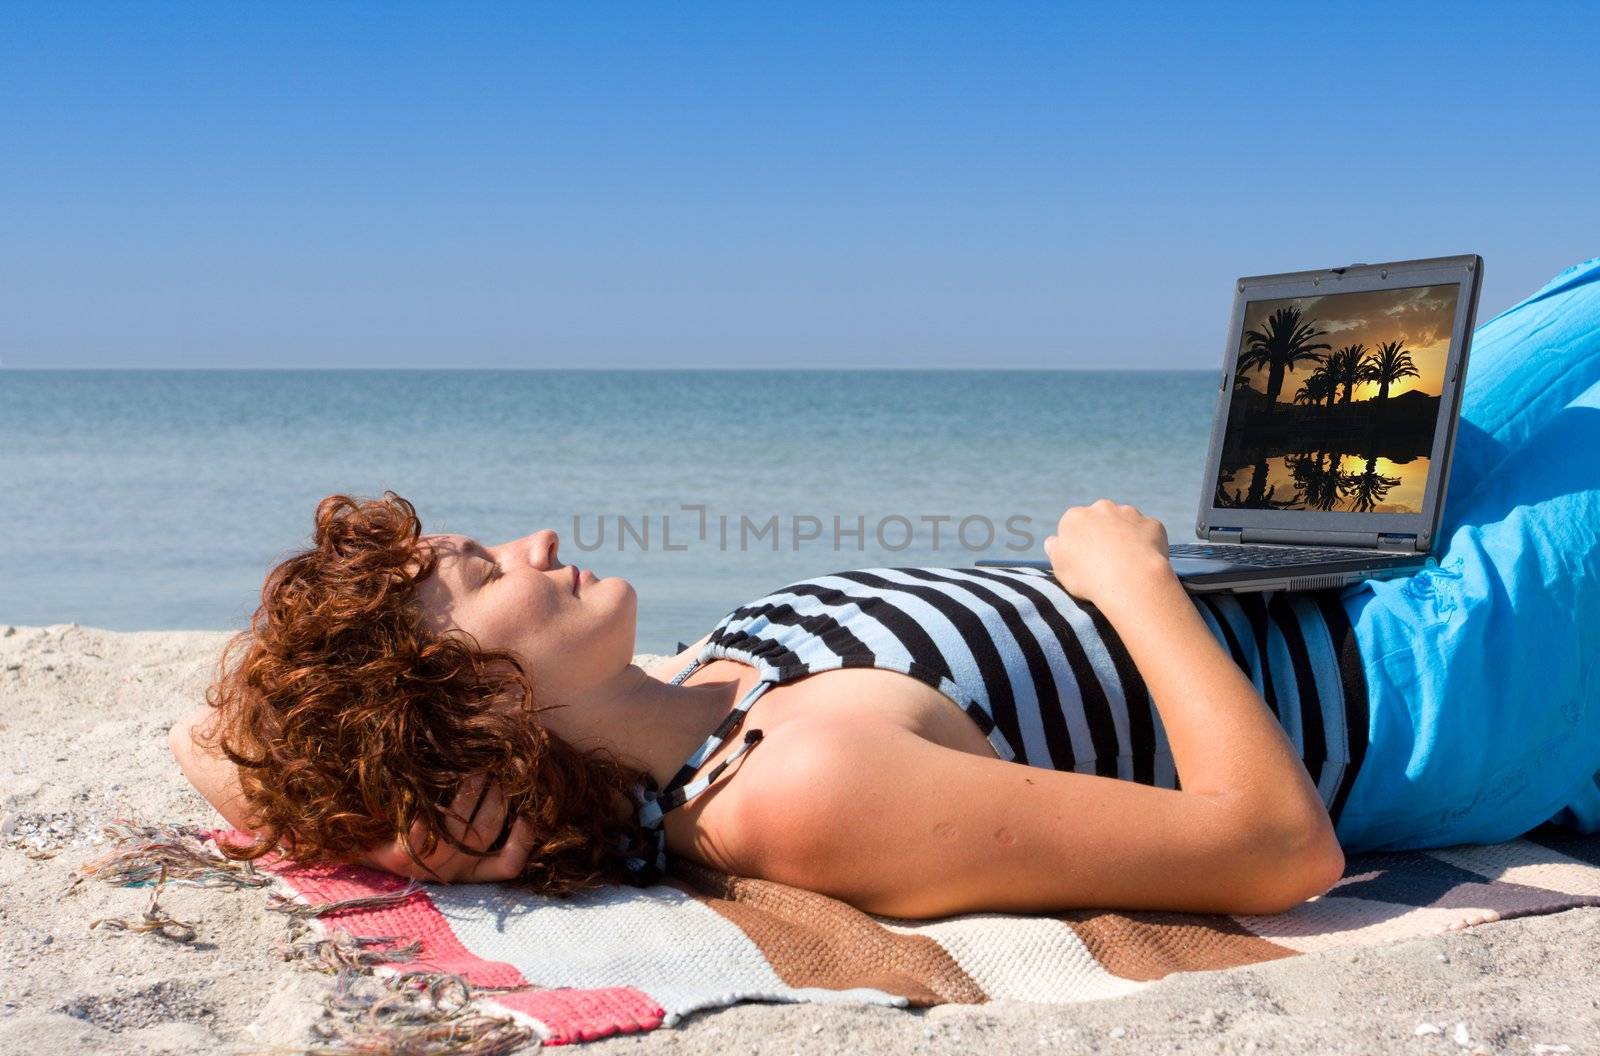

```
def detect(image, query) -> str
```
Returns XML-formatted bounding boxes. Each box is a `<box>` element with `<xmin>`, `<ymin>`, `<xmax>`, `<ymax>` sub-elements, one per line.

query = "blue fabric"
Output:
<box><xmin>1442</xmin><ymin>257</ymin><xmax>1600</xmax><ymax>535</ymax></box>
<box><xmin>1335</xmin><ymin>258</ymin><xmax>1600</xmax><ymax>851</ymax></box>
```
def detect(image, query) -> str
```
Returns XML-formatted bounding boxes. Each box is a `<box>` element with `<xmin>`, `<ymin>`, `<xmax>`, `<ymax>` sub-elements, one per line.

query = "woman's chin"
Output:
<box><xmin>614</xmin><ymin>580</ymin><xmax>640</xmax><ymax>654</ymax></box>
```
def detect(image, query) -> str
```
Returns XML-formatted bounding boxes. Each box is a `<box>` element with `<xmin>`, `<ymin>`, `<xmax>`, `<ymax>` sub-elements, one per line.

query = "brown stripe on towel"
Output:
<box><xmin>1328</xmin><ymin>849</ymin><xmax>1600</xmax><ymax>917</ymax></box>
<box><xmin>1057</xmin><ymin>909</ymin><xmax>1299</xmax><ymax>982</ymax></box>
<box><xmin>1522</xmin><ymin>822</ymin><xmax>1600</xmax><ymax>870</ymax></box>
<box><xmin>670</xmin><ymin>860</ymin><xmax>988</xmax><ymax>1005</ymax></box>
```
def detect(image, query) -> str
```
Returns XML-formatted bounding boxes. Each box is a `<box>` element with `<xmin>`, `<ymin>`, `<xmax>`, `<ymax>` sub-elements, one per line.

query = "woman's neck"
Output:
<box><xmin>538</xmin><ymin>663</ymin><xmax>745</xmax><ymax>787</ymax></box>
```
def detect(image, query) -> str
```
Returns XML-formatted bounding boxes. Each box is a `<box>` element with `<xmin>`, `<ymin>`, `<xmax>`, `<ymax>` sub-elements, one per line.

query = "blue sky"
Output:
<box><xmin>3</xmin><ymin>3</ymin><xmax>1596</xmax><ymax>369</ymax></box>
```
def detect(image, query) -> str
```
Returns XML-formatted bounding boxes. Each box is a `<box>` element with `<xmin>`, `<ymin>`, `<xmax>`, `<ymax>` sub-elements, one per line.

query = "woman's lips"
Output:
<box><xmin>570</xmin><ymin>565</ymin><xmax>580</xmax><ymax>596</ymax></box>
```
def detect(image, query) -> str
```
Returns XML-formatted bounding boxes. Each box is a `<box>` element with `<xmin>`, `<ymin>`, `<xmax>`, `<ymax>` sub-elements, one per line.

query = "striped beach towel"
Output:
<box><xmin>262</xmin><ymin>823</ymin><xmax>1600</xmax><ymax>1046</ymax></box>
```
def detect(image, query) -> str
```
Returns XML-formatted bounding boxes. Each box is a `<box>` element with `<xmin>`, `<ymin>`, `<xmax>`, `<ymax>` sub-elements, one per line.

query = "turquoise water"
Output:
<box><xmin>0</xmin><ymin>370</ymin><xmax>1215</xmax><ymax>653</ymax></box>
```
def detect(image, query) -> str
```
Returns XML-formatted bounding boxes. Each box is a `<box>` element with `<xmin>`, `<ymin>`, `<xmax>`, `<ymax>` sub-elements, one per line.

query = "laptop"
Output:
<box><xmin>980</xmin><ymin>254</ymin><xmax>1484</xmax><ymax>592</ymax></box>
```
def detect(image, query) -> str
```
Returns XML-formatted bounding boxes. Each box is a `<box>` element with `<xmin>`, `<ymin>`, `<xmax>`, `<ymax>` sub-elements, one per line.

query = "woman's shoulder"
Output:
<box><xmin>660</xmin><ymin>671</ymin><xmax>1003</xmax><ymax>867</ymax></box>
<box><xmin>660</xmin><ymin>711</ymin><xmax>901</xmax><ymax>872</ymax></box>
<box><xmin>661</xmin><ymin>719</ymin><xmax>903</xmax><ymax>904</ymax></box>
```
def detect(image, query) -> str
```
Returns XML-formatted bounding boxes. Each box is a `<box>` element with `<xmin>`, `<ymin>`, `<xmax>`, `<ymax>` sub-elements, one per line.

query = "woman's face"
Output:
<box><xmin>414</xmin><ymin>529</ymin><xmax>637</xmax><ymax>698</ymax></box>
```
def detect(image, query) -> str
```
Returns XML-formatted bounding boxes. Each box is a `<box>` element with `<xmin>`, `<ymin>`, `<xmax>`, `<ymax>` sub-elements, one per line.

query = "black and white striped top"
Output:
<box><xmin>624</xmin><ymin>565</ymin><xmax>1369</xmax><ymax>883</ymax></box>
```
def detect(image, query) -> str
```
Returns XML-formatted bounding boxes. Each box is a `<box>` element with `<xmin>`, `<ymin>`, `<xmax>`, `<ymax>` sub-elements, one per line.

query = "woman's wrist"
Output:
<box><xmin>1089</xmin><ymin>556</ymin><xmax>1184</xmax><ymax>621</ymax></box>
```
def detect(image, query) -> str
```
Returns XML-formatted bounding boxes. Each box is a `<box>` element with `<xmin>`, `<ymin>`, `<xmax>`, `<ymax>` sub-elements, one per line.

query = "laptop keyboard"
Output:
<box><xmin>1169</xmin><ymin>543</ymin><xmax>1382</xmax><ymax>567</ymax></box>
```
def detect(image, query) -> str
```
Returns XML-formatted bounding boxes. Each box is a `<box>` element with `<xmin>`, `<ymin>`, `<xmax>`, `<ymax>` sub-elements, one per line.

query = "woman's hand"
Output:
<box><xmin>1044</xmin><ymin>499</ymin><xmax>1176</xmax><ymax>608</ymax></box>
<box><xmin>360</xmin><ymin>776</ymin><xmax>535</xmax><ymax>884</ymax></box>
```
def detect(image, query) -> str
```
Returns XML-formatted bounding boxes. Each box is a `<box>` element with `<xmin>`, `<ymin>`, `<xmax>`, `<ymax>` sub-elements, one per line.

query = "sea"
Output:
<box><xmin>0</xmin><ymin>370</ymin><xmax>1218</xmax><ymax>654</ymax></box>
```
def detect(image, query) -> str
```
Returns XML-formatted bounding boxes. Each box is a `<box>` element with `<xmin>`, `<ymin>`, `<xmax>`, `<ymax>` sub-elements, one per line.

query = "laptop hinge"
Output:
<box><xmin>1376</xmin><ymin>532</ymin><xmax>1419</xmax><ymax>553</ymax></box>
<box><xmin>1206</xmin><ymin>528</ymin><xmax>1244</xmax><ymax>544</ymax></box>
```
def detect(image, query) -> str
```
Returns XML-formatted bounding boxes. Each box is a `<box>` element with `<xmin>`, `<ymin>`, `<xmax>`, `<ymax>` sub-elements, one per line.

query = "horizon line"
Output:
<box><xmin>1</xmin><ymin>364</ymin><xmax>1217</xmax><ymax>374</ymax></box>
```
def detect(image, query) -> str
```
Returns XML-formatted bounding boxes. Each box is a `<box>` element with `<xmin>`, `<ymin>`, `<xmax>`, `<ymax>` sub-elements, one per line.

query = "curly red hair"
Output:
<box><xmin>202</xmin><ymin>492</ymin><xmax>649</xmax><ymax>894</ymax></box>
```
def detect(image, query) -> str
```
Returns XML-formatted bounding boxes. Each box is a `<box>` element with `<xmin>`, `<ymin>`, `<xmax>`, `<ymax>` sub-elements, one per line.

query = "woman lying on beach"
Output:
<box><xmin>172</xmin><ymin>259</ymin><xmax>1600</xmax><ymax>919</ymax></box>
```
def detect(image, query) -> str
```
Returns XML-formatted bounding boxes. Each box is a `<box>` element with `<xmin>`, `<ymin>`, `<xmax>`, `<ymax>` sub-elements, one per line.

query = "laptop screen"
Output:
<box><xmin>1215</xmin><ymin>282</ymin><xmax>1461</xmax><ymax>515</ymax></box>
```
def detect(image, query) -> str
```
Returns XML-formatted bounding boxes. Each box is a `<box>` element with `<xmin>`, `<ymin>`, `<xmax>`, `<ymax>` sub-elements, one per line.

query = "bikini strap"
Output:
<box><xmin>635</xmin><ymin>663</ymin><xmax>774</xmax><ymax>821</ymax></box>
<box><xmin>636</xmin><ymin>727</ymin><xmax>765</xmax><ymax>828</ymax></box>
<box><xmin>623</xmin><ymin>645</ymin><xmax>775</xmax><ymax>882</ymax></box>
<box><xmin>624</xmin><ymin>713</ymin><xmax>766</xmax><ymax>883</ymax></box>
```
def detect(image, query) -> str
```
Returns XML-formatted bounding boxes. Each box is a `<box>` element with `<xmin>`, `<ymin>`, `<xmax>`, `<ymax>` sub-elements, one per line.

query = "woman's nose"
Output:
<box><xmin>489</xmin><ymin>529</ymin><xmax>559</xmax><ymax>569</ymax></box>
<box><xmin>527</xmin><ymin>529</ymin><xmax>560</xmax><ymax>570</ymax></box>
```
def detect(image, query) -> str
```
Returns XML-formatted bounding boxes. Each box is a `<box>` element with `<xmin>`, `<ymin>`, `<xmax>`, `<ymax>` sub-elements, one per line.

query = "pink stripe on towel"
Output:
<box><xmin>268</xmin><ymin>857</ymin><xmax>665</xmax><ymax>1043</ymax></box>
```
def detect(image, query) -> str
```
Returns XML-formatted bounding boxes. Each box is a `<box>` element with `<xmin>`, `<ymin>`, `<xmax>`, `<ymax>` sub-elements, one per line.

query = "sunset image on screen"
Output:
<box><xmin>1214</xmin><ymin>283</ymin><xmax>1459</xmax><ymax>514</ymax></box>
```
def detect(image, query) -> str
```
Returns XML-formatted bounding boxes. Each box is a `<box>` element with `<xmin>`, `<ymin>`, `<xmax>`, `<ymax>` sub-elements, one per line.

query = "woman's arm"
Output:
<box><xmin>1043</xmin><ymin>501</ymin><xmax>1341</xmax><ymax>841</ymax></box>
<box><xmin>168</xmin><ymin>706</ymin><xmax>533</xmax><ymax>882</ymax></box>
<box><xmin>720</xmin><ymin>718</ymin><xmax>1342</xmax><ymax>918</ymax></box>
<box><xmin>714</xmin><ymin>500</ymin><xmax>1344</xmax><ymax>918</ymax></box>
<box><xmin>168</xmin><ymin>708</ymin><xmax>257</xmax><ymax>832</ymax></box>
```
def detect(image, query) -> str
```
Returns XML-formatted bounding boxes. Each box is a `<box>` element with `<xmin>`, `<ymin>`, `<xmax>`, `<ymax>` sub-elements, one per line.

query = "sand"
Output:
<box><xmin>0</xmin><ymin>622</ymin><xmax>1594</xmax><ymax>1055</ymax></box>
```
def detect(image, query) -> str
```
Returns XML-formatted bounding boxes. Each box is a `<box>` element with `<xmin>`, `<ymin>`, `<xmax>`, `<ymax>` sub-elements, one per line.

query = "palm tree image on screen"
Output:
<box><xmin>1216</xmin><ymin>286</ymin><xmax>1457</xmax><ymax>514</ymax></box>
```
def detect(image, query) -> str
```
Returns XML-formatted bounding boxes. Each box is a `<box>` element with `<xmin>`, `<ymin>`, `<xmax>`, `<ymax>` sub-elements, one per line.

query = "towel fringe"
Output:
<box><xmin>78</xmin><ymin>821</ymin><xmax>537</xmax><ymax>1056</ymax></box>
